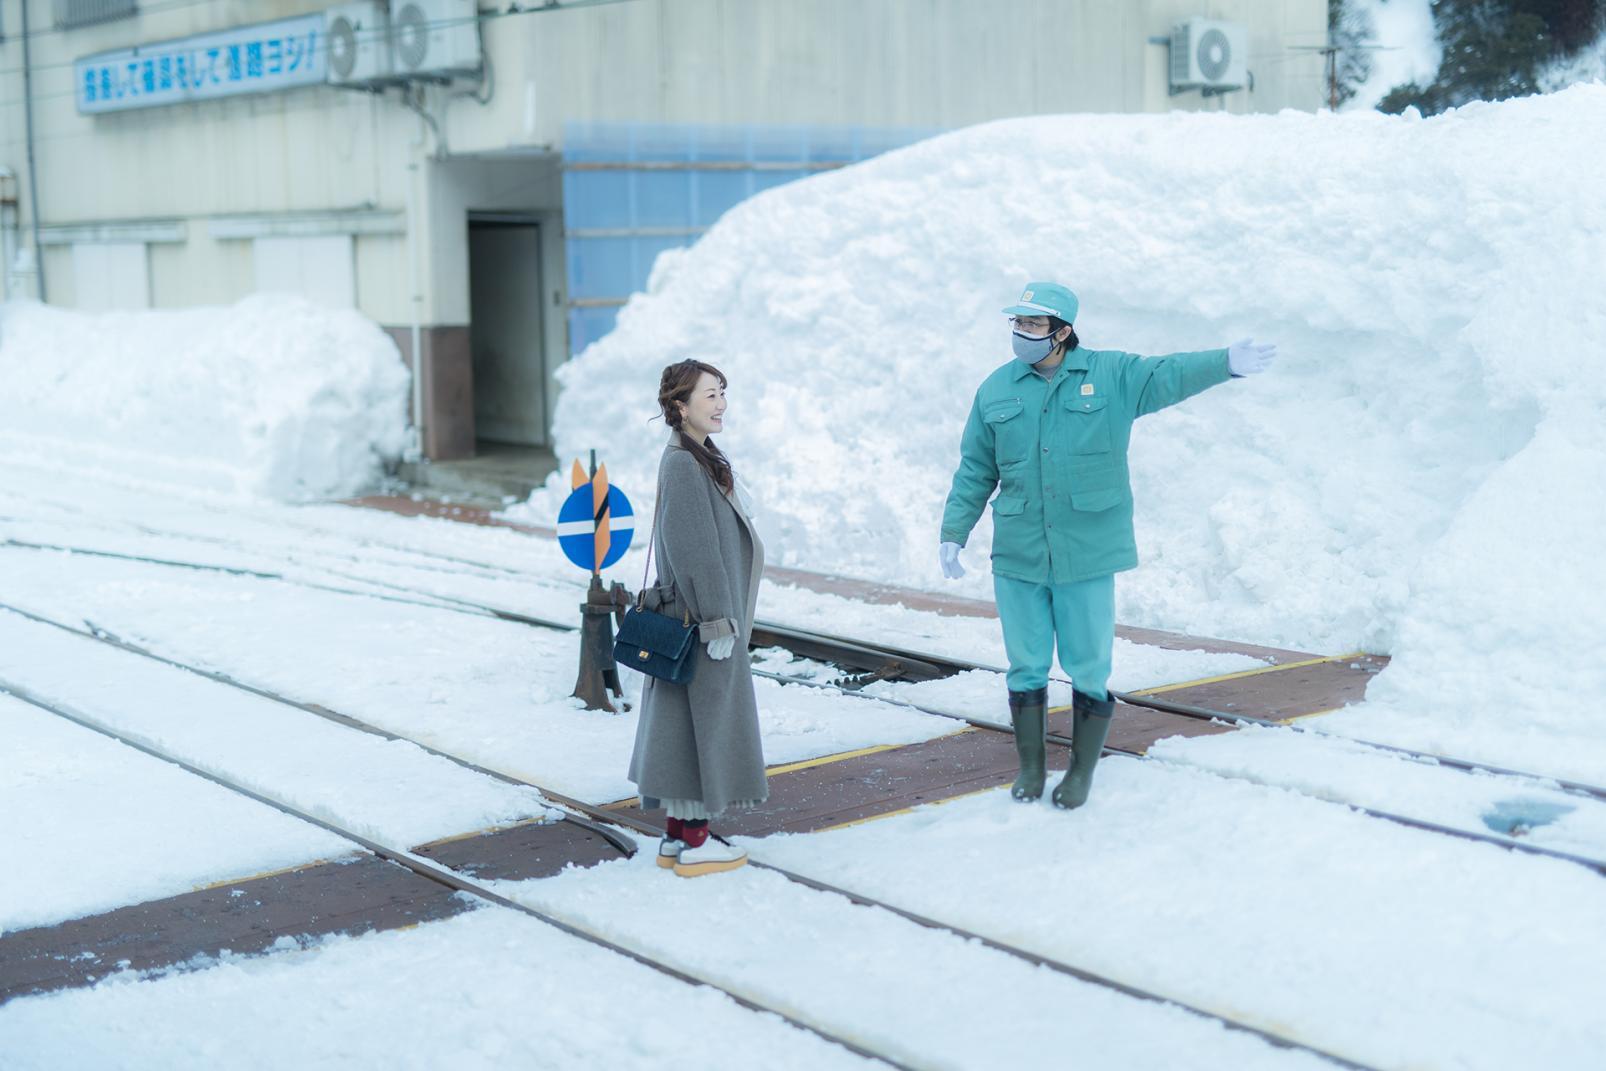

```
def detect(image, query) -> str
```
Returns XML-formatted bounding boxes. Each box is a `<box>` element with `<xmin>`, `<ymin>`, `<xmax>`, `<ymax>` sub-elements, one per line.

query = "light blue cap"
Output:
<box><xmin>1002</xmin><ymin>281</ymin><xmax>1078</xmax><ymax>323</ymax></box>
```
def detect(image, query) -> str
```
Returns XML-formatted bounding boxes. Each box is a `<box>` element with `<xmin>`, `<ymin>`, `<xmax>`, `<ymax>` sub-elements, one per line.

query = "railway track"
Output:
<box><xmin>0</xmin><ymin>677</ymin><xmax>915</xmax><ymax>1071</ymax></box>
<box><xmin>4</xmin><ymin>533</ymin><xmax>1604</xmax><ymax>873</ymax></box>
<box><xmin>0</xmin><ymin>600</ymin><xmax>1376</xmax><ymax>1070</ymax></box>
<box><xmin>11</xmin><ymin>518</ymin><xmax>1603</xmax><ymax>805</ymax></box>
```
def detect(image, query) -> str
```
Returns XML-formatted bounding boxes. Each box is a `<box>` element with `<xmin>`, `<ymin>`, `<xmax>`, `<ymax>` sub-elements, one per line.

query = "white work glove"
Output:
<box><xmin>1227</xmin><ymin>338</ymin><xmax>1277</xmax><ymax>377</ymax></box>
<box><xmin>939</xmin><ymin>541</ymin><xmax>966</xmax><ymax>580</ymax></box>
<box><xmin>706</xmin><ymin>634</ymin><xmax>736</xmax><ymax>660</ymax></box>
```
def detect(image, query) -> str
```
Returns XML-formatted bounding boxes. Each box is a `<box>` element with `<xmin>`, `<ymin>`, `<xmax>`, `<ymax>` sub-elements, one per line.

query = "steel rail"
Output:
<box><xmin>7</xmin><ymin>527</ymin><xmax>1604</xmax><ymax>814</ymax></box>
<box><xmin>750</xmin><ymin>667</ymin><xmax>1606</xmax><ymax>877</ymax></box>
<box><xmin>738</xmin><ymin>628</ymin><xmax>1606</xmax><ymax>806</ymax></box>
<box><xmin>0</xmin><ymin>676</ymin><xmax>915</xmax><ymax>1071</ymax></box>
<box><xmin>0</xmin><ymin>600</ymin><xmax>1375</xmax><ymax>1071</ymax></box>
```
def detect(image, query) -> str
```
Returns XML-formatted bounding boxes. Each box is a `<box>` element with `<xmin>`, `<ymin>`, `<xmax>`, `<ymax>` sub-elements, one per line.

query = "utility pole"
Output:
<box><xmin>1290</xmin><ymin>39</ymin><xmax>1392</xmax><ymax>111</ymax></box>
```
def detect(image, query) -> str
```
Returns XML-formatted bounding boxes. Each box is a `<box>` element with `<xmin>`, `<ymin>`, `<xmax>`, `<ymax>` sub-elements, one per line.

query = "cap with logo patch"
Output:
<box><xmin>1002</xmin><ymin>281</ymin><xmax>1078</xmax><ymax>323</ymax></box>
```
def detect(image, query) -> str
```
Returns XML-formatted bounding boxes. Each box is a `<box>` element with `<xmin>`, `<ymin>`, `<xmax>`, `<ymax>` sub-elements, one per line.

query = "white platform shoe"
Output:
<box><xmin>673</xmin><ymin>838</ymin><xmax>747</xmax><ymax>877</ymax></box>
<box><xmin>655</xmin><ymin>836</ymin><xmax>683</xmax><ymax>869</ymax></box>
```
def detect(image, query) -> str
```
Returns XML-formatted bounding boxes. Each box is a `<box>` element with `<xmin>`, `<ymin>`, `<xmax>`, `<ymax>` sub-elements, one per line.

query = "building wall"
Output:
<box><xmin>0</xmin><ymin>0</ymin><xmax>1327</xmax><ymax>457</ymax></box>
<box><xmin>444</xmin><ymin>0</ymin><xmax>1327</xmax><ymax>152</ymax></box>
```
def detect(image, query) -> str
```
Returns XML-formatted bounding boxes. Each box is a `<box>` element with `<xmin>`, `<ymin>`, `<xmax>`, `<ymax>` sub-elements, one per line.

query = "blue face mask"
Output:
<box><xmin>1012</xmin><ymin>328</ymin><xmax>1058</xmax><ymax>364</ymax></box>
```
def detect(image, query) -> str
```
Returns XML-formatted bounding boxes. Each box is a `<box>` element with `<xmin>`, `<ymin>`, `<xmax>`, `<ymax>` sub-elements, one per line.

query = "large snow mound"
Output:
<box><xmin>0</xmin><ymin>294</ymin><xmax>409</xmax><ymax>502</ymax></box>
<box><xmin>519</xmin><ymin>86</ymin><xmax>1606</xmax><ymax>764</ymax></box>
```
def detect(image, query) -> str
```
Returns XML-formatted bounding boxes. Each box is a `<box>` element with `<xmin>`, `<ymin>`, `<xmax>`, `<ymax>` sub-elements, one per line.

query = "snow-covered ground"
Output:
<box><xmin>515</xmin><ymin>86</ymin><xmax>1606</xmax><ymax>787</ymax></box>
<box><xmin>0</xmin><ymin>907</ymin><xmax>884</xmax><ymax>1071</ymax></box>
<box><xmin>4</xmin><ymin>453</ymin><xmax>1605</xmax><ymax>1068</ymax></box>
<box><xmin>6</xmin><ymin>89</ymin><xmax>1606</xmax><ymax>1068</ymax></box>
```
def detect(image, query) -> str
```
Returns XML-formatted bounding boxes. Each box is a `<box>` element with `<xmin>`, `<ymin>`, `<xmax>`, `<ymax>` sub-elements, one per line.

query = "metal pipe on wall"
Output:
<box><xmin>21</xmin><ymin>0</ymin><xmax>48</xmax><ymax>301</ymax></box>
<box><xmin>0</xmin><ymin>167</ymin><xmax>19</xmax><ymax>302</ymax></box>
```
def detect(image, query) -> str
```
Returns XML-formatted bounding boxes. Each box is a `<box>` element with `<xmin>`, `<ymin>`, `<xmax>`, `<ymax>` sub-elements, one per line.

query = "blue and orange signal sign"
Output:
<box><xmin>558</xmin><ymin>459</ymin><xmax>635</xmax><ymax>573</ymax></box>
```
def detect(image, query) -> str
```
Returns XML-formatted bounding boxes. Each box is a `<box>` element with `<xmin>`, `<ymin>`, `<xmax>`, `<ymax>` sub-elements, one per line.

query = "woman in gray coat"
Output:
<box><xmin>627</xmin><ymin>359</ymin><xmax>767</xmax><ymax>877</ymax></box>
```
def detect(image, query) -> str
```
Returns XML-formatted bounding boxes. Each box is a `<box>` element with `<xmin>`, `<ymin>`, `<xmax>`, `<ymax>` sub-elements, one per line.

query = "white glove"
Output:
<box><xmin>939</xmin><ymin>541</ymin><xmax>966</xmax><ymax>580</ymax></box>
<box><xmin>1227</xmin><ymin>338</ymin><xmax>1277</xmax><ymax>377</ymax></box>
<box><xmin>706</xmin><ymin>634</ymin><xmax>736</xmax><ymax>660</ymax></box>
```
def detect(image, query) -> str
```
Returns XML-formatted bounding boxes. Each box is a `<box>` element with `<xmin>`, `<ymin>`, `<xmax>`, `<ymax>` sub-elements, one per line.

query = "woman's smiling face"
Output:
<box><xmin>678</xmin><ymin>371</ymin><xmax>727</xmax><ymax>440</ymax></box>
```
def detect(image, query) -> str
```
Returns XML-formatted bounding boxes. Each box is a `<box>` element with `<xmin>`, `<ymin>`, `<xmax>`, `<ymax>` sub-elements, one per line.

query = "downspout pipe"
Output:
<box><xmin>401</xmin><ymin>84</ymin><xmax>443</xmax><ymax>462</ymax></box>
<box><xmin>21</xmin><ymin>0</ymin><xmax>47</xmax><ymax>301</ymax></box>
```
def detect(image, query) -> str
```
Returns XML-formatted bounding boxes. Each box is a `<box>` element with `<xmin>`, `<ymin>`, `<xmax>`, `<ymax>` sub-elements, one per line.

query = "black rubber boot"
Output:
<box><xmin>1007</xmin><ymin>687</ymin><xmax>1048</xmax><ymax>801</ymax></box>
<box><xmin>1052</xmin><ymin>690</ymin><xmax>1116</xmax><ymax>810</ymax></box>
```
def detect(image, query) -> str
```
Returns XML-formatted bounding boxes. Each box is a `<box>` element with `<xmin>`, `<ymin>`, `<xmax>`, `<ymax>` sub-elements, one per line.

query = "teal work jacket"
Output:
<box><xmin>941</xmin><ymin>346</ymin><xmax>1232</xmax><ymax>585</ymax></box>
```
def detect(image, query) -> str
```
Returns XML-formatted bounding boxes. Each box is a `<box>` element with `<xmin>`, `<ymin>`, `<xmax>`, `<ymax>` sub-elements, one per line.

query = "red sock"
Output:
<box><xmin>665</xmin><ymin>817</ymin><xmax>685</xmax><ymax>841</ymax></box>
<box><xmin>681</xmin><ymin>822</ymin><xmax>710</xmax><ymax>848</ymax></box>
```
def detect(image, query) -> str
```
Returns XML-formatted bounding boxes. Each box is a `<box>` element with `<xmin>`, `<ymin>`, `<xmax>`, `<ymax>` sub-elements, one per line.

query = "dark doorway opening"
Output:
<box><xmin>469</xmin><ymin>214</ymin><xmax>548</xmax><ymax>449</ymax></box>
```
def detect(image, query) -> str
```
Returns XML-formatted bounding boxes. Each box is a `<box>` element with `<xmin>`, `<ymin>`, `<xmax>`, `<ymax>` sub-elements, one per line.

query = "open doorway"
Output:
<box><xmin>469</xmin><ymin>213</ymin><xmax>548</xmax><ymax>449</ymax></box>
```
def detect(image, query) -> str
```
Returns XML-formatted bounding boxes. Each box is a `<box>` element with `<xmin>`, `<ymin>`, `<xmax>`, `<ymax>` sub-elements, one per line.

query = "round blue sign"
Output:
<box><xmin>557</xmin><ymin>484</ymin><xmax>635</xmax><ymax>571</ymax></box>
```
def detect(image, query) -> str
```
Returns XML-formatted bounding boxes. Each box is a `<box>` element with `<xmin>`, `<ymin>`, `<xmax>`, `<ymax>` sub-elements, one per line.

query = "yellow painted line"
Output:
<box><xmin>1127</xmin><ymin>652</ymin><xmax>1370</xmax><ymax>697</ymax></box>
<box><xmin>414</xmin><ymin>814</ymin><xmax>558</xmax><ymax>850</ymax></box>
<box><xmin>818</xmin><ymin>784</ymin><xmax>1002</xmax><ymax>832</ymax></box>
<box><xmin>765</xmin><ymin>743</ymin><xmax>901</xmax><ymax>777</ymax></box>
<box><xmin>1279</xmin><ymin>705</ymin><xmax>1342</xmax><ymax>724</ymax></box>
<box><xmin>600</xmin><ymin>742</ymin><xmax>923</xmax><ymax>810</ymax></box>
<box><xmin>194</xmin><ymin>856</ymin><xmax>343</xmax><ymax>892</ymax></box>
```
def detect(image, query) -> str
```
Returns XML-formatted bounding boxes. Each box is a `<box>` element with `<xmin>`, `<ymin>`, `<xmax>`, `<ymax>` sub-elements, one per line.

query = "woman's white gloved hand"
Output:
<box><xmin>939</xmin><ymin>541</ymin><xmax>966</xmax><ymax>580</ymax></box>
<box><xmin>706</xmin><ymin>634</ymin><xmax>737</xmax><ymax>660</ymax></box>
<box><xmin>1227</xmin><ymin>338</ymin><xmax>1277</xmax><ymax>376</ymax></box>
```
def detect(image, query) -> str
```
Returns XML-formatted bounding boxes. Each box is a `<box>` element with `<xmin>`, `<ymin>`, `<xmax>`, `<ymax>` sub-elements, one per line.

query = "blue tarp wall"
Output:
<box><xmin>561</xmin><ymin>121</ymin><xmax>937</xmax><ymax>357</ymax></box>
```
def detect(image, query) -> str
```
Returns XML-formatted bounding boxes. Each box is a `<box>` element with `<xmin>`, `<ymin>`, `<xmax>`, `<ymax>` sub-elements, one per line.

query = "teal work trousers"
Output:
<box><xmin>992</xmin><ymin>573</ymin><xmax>1115</xmax><ymax>699</ymax></box>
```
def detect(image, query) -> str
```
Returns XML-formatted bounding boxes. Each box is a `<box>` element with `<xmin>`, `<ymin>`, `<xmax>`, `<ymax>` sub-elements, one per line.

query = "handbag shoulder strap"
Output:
<box><xmin>637</xmin><ymin>444</ymin><xmax>692</xmax><ymax>628</ymax></box>
<box><xmin>639</xmin><ymin>474</ymin><xmax>665</xmax><ymax>597</ymax></box>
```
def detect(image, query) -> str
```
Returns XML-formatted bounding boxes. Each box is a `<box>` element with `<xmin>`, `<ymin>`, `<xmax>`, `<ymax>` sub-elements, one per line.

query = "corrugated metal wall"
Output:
<box><xmin>560</xmin><ymin>121</ymin><xmax>936</xmax><ymax>357</ymax></box>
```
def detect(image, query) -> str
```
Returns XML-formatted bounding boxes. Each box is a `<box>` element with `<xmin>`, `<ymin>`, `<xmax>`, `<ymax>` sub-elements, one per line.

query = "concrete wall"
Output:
<box><xmin>444</xmin><ymin>0</ymin><xmax>1328</xmax><ymax>152</ymax></box>
<box><xmin>1</xmin><ymin>0</ymin><xmax>1327</xmax><ymax>315</ymax></box>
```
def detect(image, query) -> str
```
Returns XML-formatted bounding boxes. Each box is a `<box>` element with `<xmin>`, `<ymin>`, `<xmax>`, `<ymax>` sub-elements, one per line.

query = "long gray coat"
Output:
<box><xmin>627</xmin><ymin>435</ymin><xmax>767</xmax><ymax>816</ymax></box>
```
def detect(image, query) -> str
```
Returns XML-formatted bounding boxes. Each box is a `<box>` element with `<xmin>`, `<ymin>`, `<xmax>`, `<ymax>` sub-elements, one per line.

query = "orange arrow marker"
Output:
<box><xmin>592</xmin><ymin>462</ymin><xmax>612</xmax><ymax>571</ymax></box>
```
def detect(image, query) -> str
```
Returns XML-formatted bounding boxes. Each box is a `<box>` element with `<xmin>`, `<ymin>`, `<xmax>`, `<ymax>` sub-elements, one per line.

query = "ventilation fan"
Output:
<box><xmin>390</xmin><ymin>0</ymin><xmax>483</xmax><ymax>78</ymax></box>
<box><xmin>324</xmin><ymin>2</ymin><xmax>392</xmax><ymax>86</ymax></box>
<box><xmin>1169</xmin><ymin>18</ymin><xmax>1248</xmax><ymax>95</ymax></box>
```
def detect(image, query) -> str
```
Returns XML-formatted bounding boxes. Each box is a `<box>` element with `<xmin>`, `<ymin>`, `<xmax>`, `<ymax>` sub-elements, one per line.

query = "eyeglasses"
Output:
<box><xmin>1009</xmin><ymin>317</ymin><xmax>1052</xmax><ymax>336</ymax></box>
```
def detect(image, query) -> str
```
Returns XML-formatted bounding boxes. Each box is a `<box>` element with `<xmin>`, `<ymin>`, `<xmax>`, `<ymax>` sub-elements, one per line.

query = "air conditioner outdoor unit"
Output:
<box><xmin>325</xmin><ymin>2</ymin><xmax>392</xmax><ymax>86</ymax></box>
<box><xmin>1169</xmin><ymin>17</ymin><xmax>1249</xmax><ymax>95</ymax></box>
<box><xmin>391</xmin><ymin>0</ymin><xmax>483</xmax><ymax>79</ymax></box>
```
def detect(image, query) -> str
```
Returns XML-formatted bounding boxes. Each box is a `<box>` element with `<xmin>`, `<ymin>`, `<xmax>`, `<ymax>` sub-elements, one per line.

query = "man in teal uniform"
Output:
<box><xmin>940</xmin><ymin>282</ymin><xmax>1276</xmax><ymax>809</ymax></box>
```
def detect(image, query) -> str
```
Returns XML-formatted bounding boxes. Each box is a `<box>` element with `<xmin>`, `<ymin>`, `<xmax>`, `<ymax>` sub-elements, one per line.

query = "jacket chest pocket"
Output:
<box><xmin>984</xmin><ymin>399</ymin><xmax>1029</xmax><ymax>464</ymax></box>
<box><xmin>1061</xmin><ymin>394</ymin><xmax>1111</xmax><ymax>454</ymax></box>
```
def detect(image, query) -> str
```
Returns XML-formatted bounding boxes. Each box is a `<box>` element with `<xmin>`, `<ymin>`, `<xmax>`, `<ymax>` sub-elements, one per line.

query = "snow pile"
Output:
<box><xmin>0</xmin><ymin>295</ymin><xmax>409</xmax><ymax>501</ymax></box>
<box><xmin>519</xmin><ymin>86</ymin><xmax>1606</xmax><ymax>764</ymax></box>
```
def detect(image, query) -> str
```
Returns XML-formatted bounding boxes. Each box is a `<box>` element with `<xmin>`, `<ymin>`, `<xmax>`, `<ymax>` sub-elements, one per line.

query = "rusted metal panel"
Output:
<box><xmin>613</xmin><ymin>730</ymin><xmax>1025</xmax><ymax>836</ymax></box>
<box><xmin>1048</xmin><ymin>702</ymin><xmax>1236</xmax><ymax>754</ymax></box>
<box><xmin>0</xmin><ymin>855</ymin><xmax>465</xmax><ymax>1004</ymax></box>
<box><xmin>1</xmin><ymin>820</ymin><xmax>627</xmax><ymax>1004</ymax></box>
<box><xmin>413</xmin><ymin>818</ymin><xmax>628</xmax><ymax>880</ymax></box>
<box><xmin>1143</xmin><ymin>656</ymin><xmax>1389</xmax><ymax>721</ymax></box>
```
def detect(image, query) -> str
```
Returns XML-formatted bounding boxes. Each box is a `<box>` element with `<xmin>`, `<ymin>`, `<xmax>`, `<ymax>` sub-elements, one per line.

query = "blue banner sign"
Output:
<box><xmin>76</xmin><ymin>14</ymin><xmax>327</xmax><ymax>114</ymax></box>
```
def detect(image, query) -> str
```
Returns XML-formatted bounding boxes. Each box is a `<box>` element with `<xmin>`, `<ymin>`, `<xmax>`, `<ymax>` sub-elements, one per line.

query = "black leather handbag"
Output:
<box><xmin>613</xmin><ymin>492</ymin><xmax>698</xmax><ymax>684</ymax></box>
